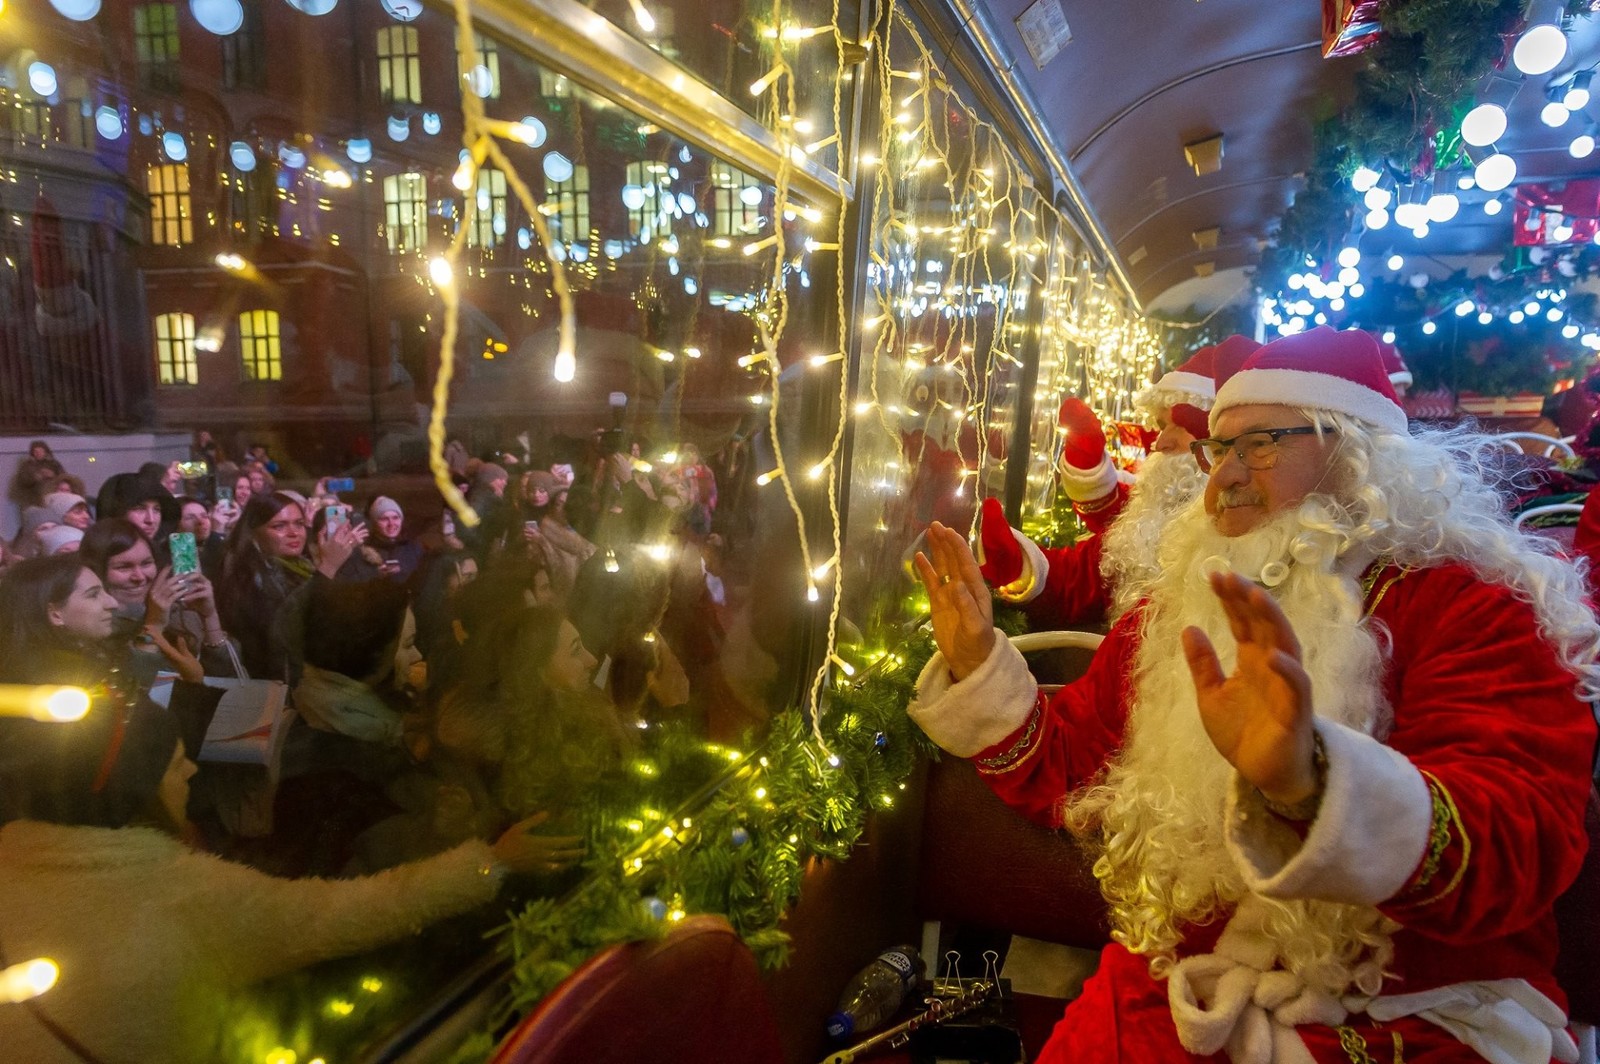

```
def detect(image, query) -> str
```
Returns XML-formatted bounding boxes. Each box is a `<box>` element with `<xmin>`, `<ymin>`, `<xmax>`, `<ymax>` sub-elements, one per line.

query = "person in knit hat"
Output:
<box><xmin>974</xmin><ymin>335</ymin><xmax>1260</xmax><ymax>627</ymax></box>
<box><xmin>365</xmin><ymin>495</ymin><xmax>424</xmax><ymax>584</ymax></box>
<box><xmin>44</xmin><ymin>491</ymin><xmax>91</xmax><ymax>530</ymax></box>
<box><xmin>911</xmin><ymin>325</ymin><xmax>1597</xmax><ymax>1063</ymax></box>
<box><xmin>37</xmin><ymin>525</ymin><xmax>83</xmax><ymax>556</ymax></box>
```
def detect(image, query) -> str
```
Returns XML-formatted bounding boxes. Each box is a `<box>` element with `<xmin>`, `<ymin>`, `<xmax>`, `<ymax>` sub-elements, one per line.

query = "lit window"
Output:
<box><xmin>382</xmin><ymin>172</ymin><xmax>428</xmax><ymax>253</ymax></box>
<box><xmin>539</xmin><ymin>69</ymin><xmax>570</xmax><ymax>99</ymax></box>
<box><xmin>467</xmin><ymin>167</ymin><xmax>507</xmax><ymax>249</ymax></box>
<box><xmin>153</xmin><ymin>312</ymin><xmax>198</xmax><ymax>385</ymax></box>
<box><xmin>625</xmin><ymin>161</ymin><xmax>670</xmax><ymax>240</ymax></box>
<box><xmin>376</xmin><ymin>26</ymin><xmax>421</xmax><ymax>105</ymax></box>
<box><xmin>712</xmin><ymin>161</ymin><xmax>762</xmax><ymax>236</ymax></box>
<box><xmin>133</xmin><ymin>3</ymin><xmax>181</xmax><ymax>91</ymax></box>
<box><xmin>470</xmin><ymin>33</ymin><xmax>501</xmax><ymax>99</ymax></box>
<box><xmin>146</xmin><ymin>163</ymin><xmax>193</xmax><ymax>246</ymax></box>
<box><xmin>228</xmin><ymin>162</ymin><xmax>275</xmax><ymax>238</ymax></box>
<box><xmin>545</xmin><ymin>164</ymin><xmax>590</xmax><ymax>246</ymax></box>
<box><xmin>238</xmin><ymin>309</ymin><xmax>282</xmax><ymax>381</ymax></box>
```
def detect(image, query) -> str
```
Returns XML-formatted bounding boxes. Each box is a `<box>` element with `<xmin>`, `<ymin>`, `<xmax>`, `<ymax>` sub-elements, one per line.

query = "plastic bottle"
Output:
<box><xmin>826</xmin><ymin>945</ymin><xmax>922</xmax><ymax>1040</ymax></box>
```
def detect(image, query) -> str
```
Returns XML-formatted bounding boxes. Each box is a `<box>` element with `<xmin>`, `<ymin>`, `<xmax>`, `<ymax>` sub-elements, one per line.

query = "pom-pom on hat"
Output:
<box><xmin>1376</xmin><ymin>337</ymin><xmax>1413</xmax><ymax>389</ymax></box>
<box><xmin>1210</xmin><ymin>326</ymin><xmax>1408</xmax><ymax>436</ymax></box>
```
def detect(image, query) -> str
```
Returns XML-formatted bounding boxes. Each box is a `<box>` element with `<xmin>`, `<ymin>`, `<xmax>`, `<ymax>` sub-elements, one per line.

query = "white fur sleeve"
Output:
<box><xmin>1057</xmin><ymin>452</ymin><xmax>1118</xmax><ymax>503</ymax></box>
<box><xmin>1224</xmin><ymin>719</ymin><xmax>1432</xmax><ymax>905</ymax></box>
<box><xmin>993</xmin><ymin>531</ymin><xmax>1050</xmax><ymax>604</ymax></box>
<box><xmin>182</xmin><ymin>838</ymin><xmax>505</xmax><ymax>985</ymax></box>
<box><xmin>909</xmin><ymin>632</ymin><xmax>1038</xmax><ymax>757</ymax></box>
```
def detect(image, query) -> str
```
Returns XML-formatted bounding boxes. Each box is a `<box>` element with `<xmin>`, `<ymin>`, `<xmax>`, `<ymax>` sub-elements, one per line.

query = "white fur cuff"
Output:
<box><xmin>909</xmin><ymin>633</ymin><xmax>1038</xmax><ymax>758</ymax></box>
<box><xmin>1225</xmin><ymin>720</ymin><xmax>1432</xmax><ymax>906</ymax></box>
<box><xmin>1058</xmin><ymin>452</ymin><xmax>1118</xmax><ymax>503</ymax></box>
<box><xmin>995</xmin><ymin>531</ymin><xmax>1049</xmax><ymax>604</ymax></box>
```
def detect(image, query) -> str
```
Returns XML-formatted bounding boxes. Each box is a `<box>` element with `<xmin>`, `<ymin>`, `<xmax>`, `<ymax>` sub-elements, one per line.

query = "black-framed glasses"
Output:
<box><xmin>1189</xmin><ymin>427</ymin><xmax>1326</xmax><ymax>473</ymax></box>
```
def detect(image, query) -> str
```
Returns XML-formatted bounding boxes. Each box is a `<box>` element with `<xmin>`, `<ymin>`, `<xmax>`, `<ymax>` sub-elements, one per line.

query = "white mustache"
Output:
<box><xmin>1216</xmin><ymin>488</ymin><xmax>1265</xmax><ymax>509</ymax></box>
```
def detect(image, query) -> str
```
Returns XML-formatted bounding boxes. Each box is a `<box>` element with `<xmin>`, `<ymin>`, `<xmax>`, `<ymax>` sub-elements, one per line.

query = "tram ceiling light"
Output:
<box><xmin>1513</xmin><ymin>1</ymin><xmax>1568</xmax><ymax>77</ymax></box>
<box><xmin>1191</xmin><ymin>226</ymin><xmax>1220</xmax><ymax>251</ymax></box>
<box><xmin>1562</xmin><ymin>71</ymin><xmax>1593</xmax><ymax>111</ymax></box>
<box><xmin>1475</xmin><ymin>151</ymin><xmax>1518</xmax><ymax>194</ymax></box>
<box><xmin>1542</xmin><ymin>95</ymin><xmax>1571</xmax><ymax>127</ymax></box>
<box><xmin>1462</xmin><ymin>75</ymin><xmax>1523</xmax><ymax>146</ymax></box>
<box><xmin>1183</xmin><ymin>133</ymin><xmax>1224</xmax><ymax>176</ymax></box>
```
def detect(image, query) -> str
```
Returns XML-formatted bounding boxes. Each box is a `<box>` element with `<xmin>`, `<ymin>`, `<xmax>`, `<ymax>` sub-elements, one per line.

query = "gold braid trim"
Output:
<box><xmin>1392</xmin><ymin>1029</ymin><xmax>1405</xmax><ymax>1064</ymax></box>
<box><xmin>1360</xmin><ymin>560</ymin><xmax>1416</xmax><ymax>619</ymax></box>
<box><xmin>1406</xmin><ymin>771</ymin><xmax>1471</xmax><ymax>907</ymax></box>
<box><xmin>975</xmin><ymin>704</ymin><xmax>1044</xmax><ymax>775</ymax></box>
<box><xmin>1337</xmin><ymin>1025</ymin><xmax>1376</xmax><ymax>1064</ymax></box>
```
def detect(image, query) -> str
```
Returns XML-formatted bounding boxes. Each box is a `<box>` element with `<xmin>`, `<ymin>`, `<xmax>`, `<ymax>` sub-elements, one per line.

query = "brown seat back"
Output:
<box><xmin>491</xmin><ymin>914</ymin><xmax>784</xmax><ymax>1064</ymax></box>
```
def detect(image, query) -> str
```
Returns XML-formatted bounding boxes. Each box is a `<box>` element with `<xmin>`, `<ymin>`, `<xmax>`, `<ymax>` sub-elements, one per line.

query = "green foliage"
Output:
<box><xmin>1259</xmin><ymin>0</ymin><xmax>1526</xmax><ymax>294</ymax></box>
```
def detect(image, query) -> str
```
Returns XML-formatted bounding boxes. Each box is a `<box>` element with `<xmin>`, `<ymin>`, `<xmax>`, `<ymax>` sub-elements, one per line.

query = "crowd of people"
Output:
<box><xmin>0</xmin><ymin>427</ymin><xmax>740</xmax><ymax>1061</ymax></box>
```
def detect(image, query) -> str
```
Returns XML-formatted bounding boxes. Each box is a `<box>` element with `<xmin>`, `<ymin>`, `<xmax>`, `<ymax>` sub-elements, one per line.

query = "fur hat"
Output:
<box><xmin>43</xmin><ymin>492</ymin><xmax>88</xmax><ymax>523</ymax></box>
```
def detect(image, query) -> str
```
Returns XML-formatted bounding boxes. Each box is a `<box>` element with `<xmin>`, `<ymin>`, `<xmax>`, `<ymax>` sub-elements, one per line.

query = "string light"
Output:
<box><xmin>0</xmin><ymin>958</ymin><xmax>58</xmax><ymax>1003</ymax></box>
<box><xmin>0</xmin><ymin>686</ymin><xmax>90</xmax><ymax>721</ymax></box>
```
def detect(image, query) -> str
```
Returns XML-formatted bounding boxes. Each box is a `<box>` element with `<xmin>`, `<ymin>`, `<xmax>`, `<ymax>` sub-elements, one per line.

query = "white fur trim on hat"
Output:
<box><xmin>1135</xmin><ymin>370</ymin><xmax>1216</xmax><ymax>416</ymax></box>
<box><xmin>1389</xmin><ymin>371</ymin><xmax>1413</xmax><ymax>389</ymax></box>
<box><xmin>994</xmin><ymin>530</ymin><xmax>1050</xmax><ymax>605</ymax></box>
<box><xmin>1211</xmin><ymin>367</ymin><xmax>1409</xmax><ymax>436</ymax></box>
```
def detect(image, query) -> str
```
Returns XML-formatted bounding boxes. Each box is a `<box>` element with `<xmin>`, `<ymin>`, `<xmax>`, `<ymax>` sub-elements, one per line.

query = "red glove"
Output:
<box><xmin>1058</xmin><ymin>397</ymin><xmax>1108</xmax><ymax>471</ymax></box>
<box><xmin>976</xmin><ymin>497</ymin><xmax>1023</xmax><ymax>587</ymax></box>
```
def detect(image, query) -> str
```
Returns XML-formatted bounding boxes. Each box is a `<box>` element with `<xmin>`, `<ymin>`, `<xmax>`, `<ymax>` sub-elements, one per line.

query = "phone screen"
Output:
<box><xmin>324</xmin><ymin>505</ymin><xmax>348</xmax><ymax>532</ymax></box>
<box><xmin>169</xmin><ymin>532</ymin><xmax>199</xmax><ymax>575</ymax></box>
<box><xmin>216</xmin><ymin>485</ymin><xmax>233</xmax><ymax>503</ymax></box>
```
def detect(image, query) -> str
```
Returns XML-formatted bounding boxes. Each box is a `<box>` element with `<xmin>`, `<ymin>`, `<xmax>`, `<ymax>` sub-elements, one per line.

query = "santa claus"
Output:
<box><xmin>910</xmin><ymin>326</ymin><xmax>1600</xmax><ymax>1063</ymax></box>
<box><xmin>976</xmin><ymin>335</ymin><xmax>1260</xmax><ymax>627</ymax></box>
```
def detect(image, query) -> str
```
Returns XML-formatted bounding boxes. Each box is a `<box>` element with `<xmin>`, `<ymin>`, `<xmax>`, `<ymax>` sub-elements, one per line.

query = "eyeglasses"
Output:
<box><xmin>1189</xmin><ymin>426</ymin><xmax>1325</xmax><ymax>473</ymax></box>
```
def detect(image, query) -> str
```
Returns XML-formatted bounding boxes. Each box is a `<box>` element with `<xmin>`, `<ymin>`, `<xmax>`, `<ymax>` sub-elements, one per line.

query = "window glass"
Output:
<box><xmin>0</xmin><ymin>4</ymin><xmax>835</xmax><ymax>1061</ymax></box>
<box><xmin>587</xmin><ymin>0</ymin><xmax>857</xmax><ymax>173</ymax></box>
<box><xmin>838</xmin><ymin>7</ymin><xmax>1042</xmax><ymax>651</ymax></box>
<box><xmin>154</xmin><ymin>311</ymin><xmax>198</xmax><ymax>385</ymax></box>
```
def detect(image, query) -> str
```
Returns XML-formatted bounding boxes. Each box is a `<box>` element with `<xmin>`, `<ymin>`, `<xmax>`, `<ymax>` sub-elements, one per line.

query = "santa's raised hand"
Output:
<box><xmin>1058</xmin><ymin>397</ymin><xmax>1108</xmax><ymax>471</ymax></box>
<box><xmin>1180</xmin><ymin>571</ymin><xmax>1319</xmax><ymax>807</ymax></box>
<box><xmin>914</xmin><ymin>521</ymin><xmax>995</xmax><ymax>681</ymax></box>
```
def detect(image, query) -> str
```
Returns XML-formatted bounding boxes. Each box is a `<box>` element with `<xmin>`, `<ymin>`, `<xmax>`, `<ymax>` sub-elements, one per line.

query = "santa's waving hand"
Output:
<box><xmin>1181</xmin><ymin>569</ymin><xmax>1319</xmax><ymax>810</ymax></box>
<box><xmin>914</xmin><ymin>521</ymin><xmax>995</xmax><ymax>682</ymax></box>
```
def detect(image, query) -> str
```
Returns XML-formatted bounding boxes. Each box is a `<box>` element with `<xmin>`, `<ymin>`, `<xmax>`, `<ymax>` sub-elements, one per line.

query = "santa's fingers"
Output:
<box><xmin>1208</xmin><ymin>571</ymin><xmax>1256</xmax><ymax>647</ymax></box>
<box><xmin>1231</xmin><ymin>575</ymin><xmax>1303</xmax><ymax>661</ymax></box>
<box><xmin>913</xmin><ymin>551</ymin><xmax>944</xmax><ymax>597</ymax></box>
<box><xmin>1181</xmin><ymin>625</ymin><xmax>1226</xmax><ymax>694</ymax></box>
<box><xmin>1264</xmin><ymin>649</ymin><xmax>1313</xmax><ymax>714</ymax></box>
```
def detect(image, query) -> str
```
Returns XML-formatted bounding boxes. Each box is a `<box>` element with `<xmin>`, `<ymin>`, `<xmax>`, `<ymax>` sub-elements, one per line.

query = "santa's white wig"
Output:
<box><xmin>1063</xmin><ymin>409</ymin><xmax>1600</xmax><ymax>996</ymax></box>
<box><xmin>1097</xmin><ymin>448</ymin><xmax>1209</xmax><ymax>619</ymax></box>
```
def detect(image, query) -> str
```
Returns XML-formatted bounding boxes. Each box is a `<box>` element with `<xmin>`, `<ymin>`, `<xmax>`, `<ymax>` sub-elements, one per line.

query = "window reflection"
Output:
<box><xmin>0</xmin><ymin>0</ymin><xmax>830</xmax><ymax>1057</ymax></box>
<box><xmin>838</xmin><ymin>8</ymin><xmax>1040</xmax><ymax>649</ymax></box>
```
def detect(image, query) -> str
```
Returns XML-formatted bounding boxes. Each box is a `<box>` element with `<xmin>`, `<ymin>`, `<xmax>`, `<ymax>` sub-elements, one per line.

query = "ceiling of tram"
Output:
<box><xmin>985</xmin><ymin>1</ymin><xmax>1600</xmax><ymax>314</ymax></box>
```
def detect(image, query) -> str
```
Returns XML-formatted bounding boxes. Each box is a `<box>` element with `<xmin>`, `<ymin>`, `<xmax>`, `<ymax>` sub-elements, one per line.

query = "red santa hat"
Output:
<box><xmin>1161</xmin><ymin>335</ymin><xmax>1262</xmax><ymax>438</ymax></box>
<box><xmin>1375</xmin><ymin>337</ymin><xmax>1412</xmax><ymax>390</ymax></box>
<box><xmin>1136</xmin><ymin>347</ymin><xmax>1214</xmax><ymax>416</ymax></box>
<box><xmin>1210</xmin><ymin>326</ymin><xmax>1408</xmax><ymax>436</ymax></box>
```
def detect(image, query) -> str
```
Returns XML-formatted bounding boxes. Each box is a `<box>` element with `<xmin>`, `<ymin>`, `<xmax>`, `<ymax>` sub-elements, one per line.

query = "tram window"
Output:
<box><xmin>0</xmin><ymin>2</ymin><xmax>831</xmax><ymax>1060</ymax></box>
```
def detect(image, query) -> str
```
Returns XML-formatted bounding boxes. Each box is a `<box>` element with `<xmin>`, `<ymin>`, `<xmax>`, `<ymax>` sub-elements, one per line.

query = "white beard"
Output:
<box><xmin>1064</xmin><ymin>498</ymin><xmax>1397</xmax><ymax>995</ymax></box>
<box><xmin>1099</xmin><ymin>451</ymin><xmax>1209</xmax><ymax>618</ymax></box>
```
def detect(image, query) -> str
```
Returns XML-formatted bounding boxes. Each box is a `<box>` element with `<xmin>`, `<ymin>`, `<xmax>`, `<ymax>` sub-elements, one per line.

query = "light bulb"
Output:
<box><xmin>1510</xmin><ymin>310</ymin><xmax>1526</xmax><ymax>324</ymax></box>
<box><xmin>1350</xmin><ymin>166</ymin><xmax>1381</xmax><ymax>192</ymax></box>
<box><xmin>553</xmin><ymin>349</ymin><xmax>576</xmax><ymax>383</ymax></box>
<box><xmin>1565</xmin><ymin>74</ymin><xmax>1592</xmax><ymax>110</ymax></box>
<box><xmin>1542</xmin><ymin>101</ymin><xmax>1571</xmax><ymax>127</ymax></box>
<box><xmin>1474</xmin><ymin>153</ymin><xmax>1516</xmax><ymax>193</ymax></box>
<box><xmin>1411</xmin><ymin>223</ymin><xmax>1430</xmax><ymax>239</ymax></box>
<box><xmin>1479</xmin><ymin>311</ymin><xmax>1493</xmax><ymax>325</ymax></box>
<box><xmin>1571</xmin><ymin>134</ymin><xmax>1596</xmax><ymax>158</ymax></box>
<box><xmin>1513</xmin><ymin>24</ymin><xmax>1567</xmax><ymax>78</ymax></box>
<box><xmin>1484</xmin><ymin>197</ymin><xmax>1504</xmax><ymax>216</ymax></box>
<box><xmin>1364</xmin><ymin>186</ymin><xmax>1393</xmax><ymax>211</ymax></box>
<box><xmin>1526</xmin><ymin>301</ymin><xmax>1541</xmax><ymax>315</ymax></box>
<box><xmin>427</xmin><ymin>257</ymin><xmax>452</xmax><ymax>286</ymax></box>
<box><xmin>1387</xmin><ymin>254</ymin><xmax>1404</xmax><ymax>271</ymax></box>
<box><xmin>1337</xmin><ymin>246</ymin><xmax>1361</xmax><ymax>268</ymax></box>
<box><xmin>0</xmin><ymin>958</ymin><xmax>58</xmax><ymax>1003</ymax></box>
<box><xmin>1456</xmin><ymin>299</ymin><xmax>1476</xmax><ymax>316</ymax></box>
<box><xmin>1366</xmin><ymin>208</ymin><xmax>1390</xmax><ymax>230</ymax></box>
<box><xmin>1422</xmin><ymin>321</ymin><xmax>1437</xmax><ymax>335</ymax></box>
<box><xmin>1428</xmin><ymin>194</ymin><xmax>1459</xmax><ymax>223</ymax></box>
<box><xmin>1461</xmin><ymin>103</ymin><xmax>1507</xmax><ymax>147</ymax></box>
<box><xmin>1382</xmin><ymin>329</ymin><xmax>1397</xmax><ymax>343</ymax></box>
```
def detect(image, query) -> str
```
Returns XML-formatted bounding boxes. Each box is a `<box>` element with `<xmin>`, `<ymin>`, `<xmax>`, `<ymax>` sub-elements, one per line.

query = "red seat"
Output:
<box><xmin>491</xmin><ymin>914</ymin><xmax>784</xmax><ymax>1064</ymax></box>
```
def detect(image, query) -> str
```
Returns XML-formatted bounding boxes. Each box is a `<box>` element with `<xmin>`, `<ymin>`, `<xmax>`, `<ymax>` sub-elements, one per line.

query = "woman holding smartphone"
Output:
<box><xmin>78</xmin><ymin>519</ymin><xmax>236</xmax><ymax>683</ymax></box>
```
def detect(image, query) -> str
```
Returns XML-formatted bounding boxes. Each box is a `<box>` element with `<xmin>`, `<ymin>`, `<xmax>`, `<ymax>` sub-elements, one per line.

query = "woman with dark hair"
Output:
<box><xmin>0</xmin><ymin>696</ymin><xmax>577</xmax><ymax>1063</ymax></box>
<box><xmin>94</xmin><ymin>471</ymin><xmax>178</xmax><ymax>549</ymax></box>
<box><xmin>79</xmin><ymin>519</ymin><xmax>234</xmax><ymax>682</ymax></box>
<box><xmin>217</xmin><ymin>492</ymin><xmax>356</xmax><ymax>680</ymax></box>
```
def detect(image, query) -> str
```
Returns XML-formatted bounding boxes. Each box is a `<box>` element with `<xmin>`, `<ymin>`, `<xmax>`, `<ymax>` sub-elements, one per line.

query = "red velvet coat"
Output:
<box><xmin>929</xmin><ymin>563</ymin><xmax>1597</xmax><ymax>1062</ymax></box>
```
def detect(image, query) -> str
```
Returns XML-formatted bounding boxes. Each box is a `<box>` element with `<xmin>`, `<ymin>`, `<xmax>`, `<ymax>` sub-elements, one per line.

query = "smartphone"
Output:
<box><xmin>169</xmin><ymin>532</ymin><xmax>199</xmax><ymax>575</ymax></box>
<box><xmin>176</xmin><ymin>460</ymin><xmax>209</xmax><ymax>479</ymax></box>
<box><xmin>324</xmin><ymin>505</ymin><xmax>349</xmax><ymax>534</ymax></box>
<box><xmin>216</xmin><ymin>485</ymin><xmax>233</xmax><ymax>503</ymax></box>
<box><xmin>326</xmin><ymin>477</ymin><xmax>356</xmax><ymax>494</ymax></box>
<box><xmin>441</xmin><ymin>513</ymin><xmax>455</xmax><ymax>537</ymax></box>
